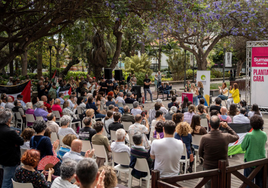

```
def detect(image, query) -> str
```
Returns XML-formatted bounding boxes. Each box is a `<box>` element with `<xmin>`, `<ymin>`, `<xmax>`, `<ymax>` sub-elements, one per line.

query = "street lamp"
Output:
<box><xmin>48</xmin><ymin>39</ymin><xmax>53</xmax><ymax>80</ymax></box>
<box><xmin>184</xmin><ymin>49</ymin><xmax>187</xmax><ymax>87</ymax></box>
<box><xmin>223</xmin><ymin>43</ymin><xmax>226</xmax><ymax>82</ymax></box>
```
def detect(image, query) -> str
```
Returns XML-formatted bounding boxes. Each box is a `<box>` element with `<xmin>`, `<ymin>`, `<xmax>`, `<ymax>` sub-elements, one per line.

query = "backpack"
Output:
<box><xmin>30</xmin><ymin>136</ymin><xmax>45</xmax><ymax>150</ymax></box>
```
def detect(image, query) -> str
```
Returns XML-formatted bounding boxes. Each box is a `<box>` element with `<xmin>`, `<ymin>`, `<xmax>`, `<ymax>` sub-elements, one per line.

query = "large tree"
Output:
<box><xmin>0</xmin><ymin>0</ymin><xmax>104</xmax><ymax>70</ymax></box>
<box><xmin>149</xmin><ymin>1</ymin><xmax>268</xmax><ymax>70</ymax></box>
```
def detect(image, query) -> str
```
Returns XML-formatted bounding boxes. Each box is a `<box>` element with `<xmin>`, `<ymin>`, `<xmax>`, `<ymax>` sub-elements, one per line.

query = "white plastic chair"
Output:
<box><xmin>12</xmin><ymin>179</ymin><xmax>33</xmax><ymax>188</ymax></box>
<box><xmin>112</xmin><ymin>151</ymin><xmax>131</xmax><ymax>181</ymax></box>
<box><xmin>20</xmin><ymin>148</ymin><xmax>27</xmax><ymax>157</ymax></box>
<box><xmin>15</xmin><ymin>112</ymin><xmax>24</xmax><ymax>130</ymax></box>
<box><xmin>19</xmin><ymin>108</ymin><xmax>25</xmax><ymax>115</ymax></box>
<box><xmin>110</xmin><ymin>130</ymin><xmax>117</xmax><ymax>141</ymax></box>
<box><xmin>52</xmin><ymin>111</ymin><xmax>61</xmax><ymax>126</ymax></box>
<box><xmin>126</xmin><ymin>103</ymin><xmax>133</xmax><ymax>109</ymax></box>
<box><xmin>25</xmin><ymin>114</ymin><xmax>35</xmax><ymax>126</ymax></box>
<box><xmin>201</xmin><ymin>119</ymin><xmax>209</xmax><ymax>131</ymax></box>
<box><xmin>192</xmin><ymin>135</ymin><xmax>203</xmax><ymax>162</ymax></box>
<box><xmin>59</xmin><ymin>135</ymin><xmax>65</xmax><ymax>146</ymax></box>
<box><xmin>128</xmin><ymin>133</ymin><xmax>134</xmax><ymax>146</ymax></box>
<box><xmin>122</xmin><ymin>121</ymin><xmax>132</xmax><ymax>132</ymax></box>
<box><xmin>35</xmin><ymin>116</ymin><xmax>44</xmax><ymax>121</ymax></box>
<box><xmin>70</xmin><ymin>121</ymin><xmax>81</xmax><ymax>132</ymax></box>
<box><xmin>81</xmin><ymin>140</ymin><xmax>92</xmax><ymax>153</ymax></box>
<box><xmin>77</xmin><ymin>106</ymin><xmax>82</xmax><ymax>115</ymax></box>
<box><xmin>50</xmin><ymin>132</ymin><xmax>58</xmax><ymax>144</ymax></box>
<box><xmin>180</xmin><ymin>144</ymin><xmax>197</xmax><ymax>174</ymax></box>
<box><xmin>128</xmin><ymin>158</ymin><xmax>151</xmax><ymax>188</ymax></box>
<box><xmin>92</xmin><ymin>144</ymin><xmax>108</xmax><ymax>166</ymax></box>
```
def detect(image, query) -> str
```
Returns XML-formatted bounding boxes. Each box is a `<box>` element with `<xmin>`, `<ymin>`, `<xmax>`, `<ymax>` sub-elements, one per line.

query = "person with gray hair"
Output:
<box><xmin>131</xmin><ymin>101</ymin><xmax>142</xmax><ymax>116</ymax></box>
<box><xmin>25</xmin><ymin>102</ymin><xmax>35</xmax><ymax>127</ymax></box>
<box><xmin>125</xmin><ymin>92</ymin><xmax>136</xmax><ymax>104</ymax></box>
<box><xmin>34</xmin><ymin>101</ymin><xmax>49</xmax><ymax>121</ymax></box>
<box><xmin>58</xmin><ymin>115</ymin><xmax>78</xmax><ymax>138</ymax></box>
<box><xmin>75</xmin><ymin>158</ymin><xmax>105</xmax><ymax>188</ymax></box>
<box><xmin>121</xmin><ymin>105</ymin><xmax>135</xmax><ymax>123</ymax></box>
<box><xmin>51</xmin><ymin>159</ymin><xmax>79</xmax><ymax>188</ymax></box>
<box><xmin>115</xmin><ymin>92</ymin><xmax>125</xmax><ymax>105</ymax></box>
<box><xmin>5</xmin><ymin>96</ymin><xmax>15</xmax><ymax>109</ymax></box>
<box><xmin>111</xmin><ymin>128</ymin><xmax>130</xmax><ymax>155</ymax></box>
<box><xmin>0</xmin><ymin>109</ymin><xmax>24</xmax><ymax>188</ymax></box>
<box><xmin>52</xmin><ymin>98</ymin><xmax>63</xmax><ymax>116</ymax></box>
<box><xmin>165</xmin><ymin>106</ymin><xmax>177</xmax><ymax>120</ymax></box>
<box><xmin>46</xmin><ymin>113</ymin><xmax>59</xmax><ymax>133</ymax></box>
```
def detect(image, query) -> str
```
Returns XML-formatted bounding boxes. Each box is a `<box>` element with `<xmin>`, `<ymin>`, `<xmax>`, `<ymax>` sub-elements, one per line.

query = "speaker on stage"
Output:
<box><xmin>104</xmin><ymin>68</ymin><xmax>112</xmax><ymax>80</ymax></box>
<box><xmin>114</xmin><ymin>70</ymin><xmax>123</xmax><ymax>81</ymax></box>
<box><xmin>131</xmin><ymin>85</ymin><xmax>142</xmax><ymax>99</ymax></box>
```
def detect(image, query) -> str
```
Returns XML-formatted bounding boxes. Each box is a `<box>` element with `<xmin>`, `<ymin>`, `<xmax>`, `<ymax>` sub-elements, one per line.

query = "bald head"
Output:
<box><xmin>220</xmin><ymin>106</ymin><xmax>227</xmax><ymax>115</ymax></box>
<box><xmin>210</xmin><ymin>115</ymin><xmax>220</xmax><ymax>129</ymax></box>
<box><xmin>41</xmin><ymin>95</ymin><xmax>47</xmax><ymax>102</ymax></box>
<box><xmin>71</xmin><ymin>139</ymin><xmax>82</xmax><ymax>153</ymax></box>
<box><xmin>119</xmin><ymin>92</ymin><xmax>123</xmax><ymax>97</ymax></box>
<box><xmin>55</xmin><ymin>98</ymin><xmax>61</xmax><ymax>104</ymax></box>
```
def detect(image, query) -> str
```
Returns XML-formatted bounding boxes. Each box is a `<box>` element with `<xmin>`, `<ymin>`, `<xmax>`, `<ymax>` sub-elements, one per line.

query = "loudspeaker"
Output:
<box><xmin>131</xmin><ymin>85</ymin><xmax>142</xmax><ymax>99</ymax></box>
<box><xmin>104</xmin><ymin>68</ymin><xmax>112</xmax><ymax>80</ymax></box>
<box><xmin>114</xmin><ymin>70</ymin><xmax>123</xmax><ymax>81</ymax></box>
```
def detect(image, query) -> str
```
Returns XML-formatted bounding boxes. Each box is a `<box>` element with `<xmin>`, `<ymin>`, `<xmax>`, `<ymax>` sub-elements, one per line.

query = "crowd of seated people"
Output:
<box><xmin>0</xmin><ymin>75</ymin><xmax>266</xmax><ymax>188</ymax></box>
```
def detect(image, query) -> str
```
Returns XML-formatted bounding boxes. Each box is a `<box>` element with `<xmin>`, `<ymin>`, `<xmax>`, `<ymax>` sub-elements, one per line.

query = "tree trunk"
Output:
<box><xmin>86</xmin><ymin>49</ymin><xmax>93</xmax><ymax>75</ymax></box>
<box><xmin>9</xmin><ymin>41</ymin><xmax>14</xmax><ymax>76</ymax></box>
<box><xmin>37</xmin><ymin>41</ymin><xmax>43</xmax><ymax>79</ymax></box>
<box><xmin>195</xmin><ymin>52</ymin><xmax>207</xmax><ymax>70</ymax></box>
<box><xmin>21</xmin><ymin>50</ymin><xmax>28</xmax><ymax>76</ymax></box>
<box><xmin>236</xmin><ymin>60</ymin><xmax>244</xmax><ymax>77</ymax></box>
<box><xmin>56</xmin><ymin>32</ymin><xmax>62</xmax><ymax>68</ymax></box>
<box><xmin>140</xmin><ymin>42</ymin><xmax>145</xmax><ymax>54</ymax></box>
<box><xmin>92</xmin><ymin>31</ymin><xmax>108</xmax><ymax>80</ymax></box>
<box><xmin>60</xmin><ymin>57</ymin><xmax>80</xmax><ymax>77</ymax></box>
<box><xmin>158</xmin><ymin>47</ymin><xmax>161</xmax><ymax>71</ymax></box>
<box><xmin>110</xmin><ymin>20</ymin><xmax>123</xmax><ymax>70</ymax></box>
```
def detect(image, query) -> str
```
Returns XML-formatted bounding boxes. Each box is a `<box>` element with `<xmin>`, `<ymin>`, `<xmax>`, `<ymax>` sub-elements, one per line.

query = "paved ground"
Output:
<box><xmin>117</xmin><ymin>84</ymin><xmax>268</xmax><ymax>188</ymax></box>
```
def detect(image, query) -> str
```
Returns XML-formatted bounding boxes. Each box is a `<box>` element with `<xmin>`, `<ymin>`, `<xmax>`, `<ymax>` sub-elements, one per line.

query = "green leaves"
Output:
<box><xmin>124</xmin><ymin>54</ymin><xmax>152</xmax><ymax>75</ymax></box>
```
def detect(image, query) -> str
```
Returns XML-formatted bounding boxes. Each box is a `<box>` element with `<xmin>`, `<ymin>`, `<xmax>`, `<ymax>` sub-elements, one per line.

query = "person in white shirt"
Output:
<box><xmin>115</xmin><ymin>92</ymin><xmax>125</xmax><ymax>105</ymax></box>
<box><xmin>46</xmin><ymin>113</ymin><xmax>60</xmax><ymax>133</ymax></box>
<box><xmin>129</xmin><ymin>114</ymin><xmax>150</xmax><ymax>149</ymax></box>
<box><xmin>248</xmin><ymin>104</ymin><xmax>262</xmax><ymax>118</ymax></box>
<box><xmin>233</xmin><ymin>108</ymin><xmax>250</xmax><ymax>124</ymax></box>
<box><xmin>150</xmin><ymin>120</ymin><xmax>183</xmax><ymax>177</ymax></box>
<box><xmin>62</xmin><ymin>139</ymin><xmax>94</xmax><ymax>162</ymax></box>
<box><xmin>51</xmin><ymin>159</ymin><xmax>79</xmax><ymax>188</ymax></box>
<box><xmin>67</xmin><ymin>96</ymin><xmax>77</xmax><ymax>111</ymax></box>
<box><xmin>111</xmin><ymin>129</ymin><xmax>130</xmax><ymax>156</ymax></box>
<box><xmin>5</xmin><ymin>97</ymin><xmax>15</xmax><ymax>109</ymax></box>
<box><xmin>131</xmin><ymin>101</ymin><xmax>142</xmax><ymax>116</ymax></box>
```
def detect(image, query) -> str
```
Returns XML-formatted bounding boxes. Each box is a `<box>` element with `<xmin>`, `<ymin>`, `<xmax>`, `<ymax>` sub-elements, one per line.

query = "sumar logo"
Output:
<box><xmin>201</xmin><ymin>75</ymin><xmax>206</xmax><ymax>80</ymax></box>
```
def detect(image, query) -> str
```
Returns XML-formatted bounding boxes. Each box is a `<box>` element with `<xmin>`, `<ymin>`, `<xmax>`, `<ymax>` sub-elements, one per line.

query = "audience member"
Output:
<box><xmin>228</xmin><ymin>104</ymin><xmax>239</xmax><ymax>117</ymax></box>
<box><xmin>46</xmin><ymin>113</ymin><xmax>60</xmax><ymax>133</ymax></box>
<box><xmin>172</xmin><ymin>113</ymin><xmax>184</xmax><ymax>125</ymax></box>
<box><xmin>209</xmin><ymin>97</ymin><xmax>222</xmax><ymax>114</ymax></box>
<box><xmin>92</xmin><ymin>121</ymin><xmax>112</xmax><ymax>166</ymax></box>
<box><xmin>150</xmin><ymin>120</ymin><xmax>183</xmax><ymax>177</ymax></box>
<box><xmin>31</xmin><ymin>120</ymin><xmax>54</xmax><ymax>159</ymax></box>
<box><xmin>174</xmin><ymin>122</ymin><xmax>194</xmax><ymax>172</ymax></box>
<box><xmin>57</xmin><ymin>134</ymin><xmax>77</xmax><ymax>159</ymax></box>
<box><xmin>52</xmin><ymin>98</ymin><xmax>63</xmax><ymax>117</ymax></box>
<box><xmin>58</xmin><ymin>115</ymin><xmax>78</xmax><ymax>137</ymax></box>
<box><xmin>219</xmin><ymin>106</ymin><xmax>232</xmax><ymax>123</ymax></box>
<box><xmin>168</xmin><ymin>96</ymin><xmax>179</xmax><ymax>109</ymax></box>
<box><xmin>130</xmin><ymin>132</ymin><xmax>153</xmax><ymax>179</ymax></box>
<box><xmin>233</xmin><ymin>108</ymin><xmax>250</xmax><ymax>124</ymax></box>
<box><xmin>111</xmin><ymin>129</ymin><xmax>130</xmax><ymax>155</ymax></box>
<box><xmin>165</xmin><ymin>106</ymin><xmax>177</xmax><ymax>120</ymax></box>
<box><xmin>184</xmin><ymin>104</ymin><xmax>195</xmax><ymax>125</ymax></box>
<box><xmin>41</xmin><ymin>95</ymin><xmax>52</xmax><ymax>113</ymax></box>
<box><xmin>108</xmin><ymin>112</ymin><xmax>124</xmax><ymax>135</ymax></box>
<box><xmin>103</xmin><ymin>110</ymin><xmax>114</xmax><ymax>136</ymax></box>
<box><xmin>98</xmin><ymin>166</ymin><xmax>125</xmax><ymax>188</ymax></box>
<box><xmin>131</xmin><ymin>101</ymin><xmax>142</xmax><ymax>116</ymax></box>
<box><xmin>115</xmin><ymin>92</ymin><xmax>125</xmax><ymax>105</ymax></box>
<box><xmin>191</xmin><ymin>115</ymin><xmax>207</xmax><ymax>136</ymax></box>
<box><xmin>62</xmin><ymin>139</ymin><xmax>94</xmax><ymax>162</ymax></box>
<box><xmin>181</xmin><ymin>97</ymin><xmax>189</xmax><ymax>113</ymax></box>
<box><xmin>12</xmin><ymin>99</ymin><xmax>26</xmax><ymax>118</ymax></box>
<box><xmin>59</xmin><ymin>93</ymin><xmax>65</xmax><ymax>105</ymax></box>
<box><xmin>129</xmin><ymin>114</ymin><xmax>150</xmax><ymax>149</ymax></box>
<box><xmin>75</xmin><ymin>158</ymin><xmax>105</xmax><ymax>188</ymax></box>
<box><xmin>17</xmin><ymin>94</ymin><xmax>26</xmax><ymax>110</ymax></box>
<box><xmin>242</xmin><ymin>115</ymin><xmax>267</xmax><ymax>188</ymax></box>
<box><xmin>14</xmin><ymin>149</ymin><xmax>54</xmax><ymax>187</ymax></box>
<box><xmin>197</xmin><ymin>104</ymin><xmax>207</xmax><ymax>119</ymax></box>
<box><xmin>51</xmin><ymin>159</ymin><xmax>78</xmax><ymax>188</ymax></box>
<box><xmin>20</xmin><ymin>128</ymin><xmax>35</xmax><ymax>150</ymax></box>
<box><xmin>5</xmin><ymin>97</ymin><xmax>15</xmax><ymax>109</ymax></box>
<box><xmin>199</xmin><ymin>116</ymin><xmax>239</xmax><ymax>188</ymax></box>
<box><xmin>79</xmin><ymin>117</ymin><xmax>96</xmax><ymax>142</ymax></box>
<box><xmin>153</xmin><ymin>121</ymin><xmax>165</xmax><ymax>139</ymax></box>
<box><xmin>121</xmin><ymin>106</ymin><xmax>135</xmax><ymax>123</ymax></box>
<box><xmin>0</xmin><ymin>109</ymin><xmax>24</xmax><ymax>188</ymax></box>
<box><xmin>86</xmin><ymin>96</ymin><xmax>105</xmax><ymax>118</ymax></box>
<box><xmin>125</xmin><ymin>92</ymin><xmax>136</xmax><ymax>104</ymax></box>
<box><xmin>25</xmin><ymin>102</ymin><xmax>35</xmax><ymax>127</ymax></box>
<box><xmin>151</xmin><ymin>110</ymin><xmax>165</xmax><ymax>140</ymax></box>
<box><xmin>248</xmin><ymin>104</ymin><xmax>262</xmax><ymax>118</ymax></box>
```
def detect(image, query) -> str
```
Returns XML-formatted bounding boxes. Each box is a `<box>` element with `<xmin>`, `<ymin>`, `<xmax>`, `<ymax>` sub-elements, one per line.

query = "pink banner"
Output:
<box><xmin>182</xmin><ymin>92</ymin><xmax>193</xmax><ymax>103</ymax></box>
<box><xmin>252</xmin><ymin>47</ymin><xmax>268</xmax><ymax>67</ymax></box>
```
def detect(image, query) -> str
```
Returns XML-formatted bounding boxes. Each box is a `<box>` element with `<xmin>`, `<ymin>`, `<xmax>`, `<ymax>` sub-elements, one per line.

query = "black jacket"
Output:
<box><xmin>0</xmin><ymin>124</ymin><xmax>24</xmax><ymax>166</ymax></box>
<box><xmin>108</xmin><ymin>122</ymin><xmax>124</xmax><ymax>135</ymax></box>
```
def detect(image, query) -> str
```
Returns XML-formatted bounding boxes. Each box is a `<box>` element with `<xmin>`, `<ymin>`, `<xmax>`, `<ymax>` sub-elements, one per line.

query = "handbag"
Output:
<box><xmin>178</xmin><ymin>134</ymin><xmax>195</xmax><ymax>162</ymax></box>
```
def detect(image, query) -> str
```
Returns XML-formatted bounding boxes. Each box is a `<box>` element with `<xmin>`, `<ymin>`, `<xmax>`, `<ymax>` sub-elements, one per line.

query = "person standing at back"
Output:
<box><xmin>241</xmin><ymin>115</ymin><xmax>267</xmax><ymax>188</ymax></box>
<box><xmin>150</xmin><ymin>120</ymin><xmax>183</xmax><ymax>177</ymax></box>
<box><xmin>143</xmin><ymin>74</ymin><xmax>153</xmax><ymax>103</ymax></box>
<box><xmin>0</xmin><ymin>109</ymin><xmax>24</xmax><ymax>188</ymax></box>
<box><xmin>199</xmin><ymin>116</ymin><xmax>239</xmax><ymax>188</ymax></box>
